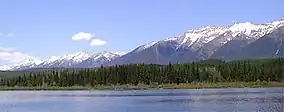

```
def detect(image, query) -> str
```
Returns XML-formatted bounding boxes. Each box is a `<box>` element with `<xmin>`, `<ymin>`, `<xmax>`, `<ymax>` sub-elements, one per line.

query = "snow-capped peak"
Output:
<box><xmin>67</xmin><ymin>51</ymin><xmax>91</xmax><ymax>62</ymax></box>
<box><xmin>47</xmin><ymin>56</ymin><xmax>61</xmax><ymax>63</ymax></box>
<box><xmin>135</xmin><ymin>41</ymin><xmax>158</xmax><ymax>52</ymax></box>
<box><xmin>187</xmin><ymin>25</ymin><xmax>226</xmax><ymax>33</ymax></box>
<box><xmin>40</xmin><ymin>51</ymin><xmax>91</xmax><ymax>65</ymax></box>
<box><xmin>92</xmin><ymin>51</ymin><xmax>120</xmax><ymax>61</ymax></box>
<box><xmin>13</xmin><ymin>57</ymin><xmax>43</xmax><ymax>67</ymax></box>
<box><xmin>179</xmin><ymin>25</ymin><xmax>227</xmax><ymax>47</ymax></box>
<box><xmin>134</xmin><ymin>37</ymin><xmax>180</xmax><ymax>52</ymax></box>
<box><xmin>228</xmin><ymin>19</ymin><xmax>284</xmax><ymax>38</ymax></box>
<box><xmin>43</xmin><ymin>51</ymin><xmax>120</xmax><ymax>64</ymax></box>
<box><xmin>0</xmin><ymin>66</ymin><xmax>11</xmax><ymax>71</ymax></box>
<box><xmin>0</xmin><ymin>51</ymin><xmax>122</xmax><ymax>70</ymax></box>
<box><xmin>182</xmin><ymin>19</ymin><xmax>284</xmax><ymax>46</ymax></box>
<box><xmin>228</xmin><ymin>22</ymin><xmax>267</xmax><ymax>37</ymax></box>
<box><xmin>0</xmin><ymin>57</ymin><xmax>44</xmax><ymax>70</ymax></box>
<box><xmin>19</xmin><ymin>58</ymin><xmax>43</xmax><ymax>65</ymax></box>
<box><xmin>133</xmin><ymin>18</ymin><xmax>284</xmax><ymax>52</ymax></box>
<box><xmin>267</xmin><ymin>18</ymin><xmax>284</xmax><ymax>30</ymax></box>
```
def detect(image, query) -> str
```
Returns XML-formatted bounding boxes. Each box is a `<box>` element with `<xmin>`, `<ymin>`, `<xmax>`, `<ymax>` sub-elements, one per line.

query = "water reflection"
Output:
<box><xmin>142</xmin><ymin>96</ymin><xmax>283</xmax><ymax>104</ymax></box>
<box><xmin>0</xmin><ymin>87</ymin><xmax>283</xmax><ymax>112</ymax></box>
<box><xmin>39</xmin><ymin>89</ymin><xmax>283</xmax><ymax>97</ymax></box>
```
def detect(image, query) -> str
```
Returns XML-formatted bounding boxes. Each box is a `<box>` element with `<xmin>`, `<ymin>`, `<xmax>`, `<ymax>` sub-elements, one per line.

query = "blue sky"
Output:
<box><xmin>0</xmin><ymin>0</ymin><xmax>283</xmax><ymax>65</ymax></box>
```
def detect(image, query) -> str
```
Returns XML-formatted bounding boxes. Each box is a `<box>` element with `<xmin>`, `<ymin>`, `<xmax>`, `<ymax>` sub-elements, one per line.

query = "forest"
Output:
<box><xmin>0</xmin><ymin>58</ymin><xmax>283</xmax><ymax>87</ymax></box>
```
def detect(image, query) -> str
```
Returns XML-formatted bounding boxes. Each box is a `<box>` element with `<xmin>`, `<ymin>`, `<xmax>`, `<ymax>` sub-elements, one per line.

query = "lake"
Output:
<box><xmin>0</xmin><ymin>88</ymin><xmax>283</xmax><ymax>112</ymax></box>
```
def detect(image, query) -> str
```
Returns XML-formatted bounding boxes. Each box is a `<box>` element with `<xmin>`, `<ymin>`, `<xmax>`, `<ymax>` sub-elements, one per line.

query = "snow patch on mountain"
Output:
<box><xmin>135</xmin><ymin>41</ymin><xmax>158</xmax><ymax>52</ymax></box>
<box><xmin>0</xmin><ymin>58</ymin><xmax>44</xmax><ymax>70</ymax></box>
<box><xmin>60</xmin><ymin>51</ymin><xmax>91</xmax><ymax>62</ymax></box>
<box><xmin>93</xmin><ymin>51</ymin><xmax>120</xmax><ymax>61</ymax></box>
<box><xmin>126</xmin><ymin>19</ymin><xmax>284</xmax><ymax>54</ymax></box>
<box><xmin>0</xmin><ymin>51</ymin><xmax>121</xmax><ymax>70</ymax></box>
<box><xmin>134</xmin><ymin>37</ymin><xmax>180</xmax><ymax>52</ymax></box>
<box><xmin>39</xmin><ymin>51</ymin><xmax>91</xmax><ymax>66</ymax></box>
<box><xmin>228</xmin><ymin>19</ymin><xmax>284</xmax><ymax>38</ymax></box>
<box><xmin>175</xmin><ymin>26</ymin><xmax>227</xmax><ymax>50</ymax></box>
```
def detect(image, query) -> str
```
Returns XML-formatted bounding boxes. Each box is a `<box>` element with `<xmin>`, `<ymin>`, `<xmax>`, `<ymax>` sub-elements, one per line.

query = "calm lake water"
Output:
<box><xmin>0</xmin><ymin>88</ymin><xmax>283</xmax><ymax>112</ymax></box>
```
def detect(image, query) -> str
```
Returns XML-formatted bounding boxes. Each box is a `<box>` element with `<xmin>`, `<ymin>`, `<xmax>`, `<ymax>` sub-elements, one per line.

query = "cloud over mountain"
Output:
<box><xmin>72</xmin><ymin>32</ymin><xmax>93</xmax><ymax>41</ymax></box>
<box><xmin>0</xmin><ymin>46</ymin><xmax>37</xmax><ymax>65</ymax></box>
<box><xmin>90</xmin><ymin>39</ymin><xmax>107</xmax><ymax>46</ymax></box>
<box><xmin>72</xmin><ymin>32</ymin><xmax>107</xmax><ymax>46</ymax></box>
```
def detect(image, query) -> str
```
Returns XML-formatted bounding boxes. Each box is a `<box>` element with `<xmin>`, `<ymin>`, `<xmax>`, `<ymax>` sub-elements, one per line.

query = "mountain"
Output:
<box><xmin>36</xmin><ymin>51</ymin><xmax>92</xmax><ymax>68</ymax></box>
<box><xmin>0</xmin><ymin>58</ymin><xmax>44</xmax><ymax>71</ymax></box>
<box><xmin>1</xmin><ymin>18</ymin><xmax>284</xmax><ymax>71</ymax></box>
<box><xmin>73</xmin><ymin>51</ymin><xmax>120</xmax><ymax>68</ymax></box>
<box><xmin>0</xmin><ymin>51</ymin><xmax>121</xmax><ymax>71</ymax></box>
<box><xmin>107</xmin><ymin>19</ymin><xmax>284</xmax><ymax>65</ymax></box>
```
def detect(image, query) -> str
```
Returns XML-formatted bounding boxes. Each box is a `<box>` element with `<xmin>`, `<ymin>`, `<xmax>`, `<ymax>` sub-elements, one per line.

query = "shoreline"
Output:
<box><xmin>0</xmin><ymin>82</ymin><xmax>283</xmax><ymax>91</ymax></box>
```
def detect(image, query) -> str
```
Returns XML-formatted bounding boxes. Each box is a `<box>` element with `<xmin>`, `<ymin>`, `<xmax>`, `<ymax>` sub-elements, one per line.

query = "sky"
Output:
<box><xmin>0</xmin><ymin>0</ymin><xmax>284</xmax><ymax>65</ymax></box>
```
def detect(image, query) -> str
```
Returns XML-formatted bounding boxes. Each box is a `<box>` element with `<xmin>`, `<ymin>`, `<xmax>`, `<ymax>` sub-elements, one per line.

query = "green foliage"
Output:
<box><xmin>0</xmin><ymin>58</ymin><xmax>283</xmax><ymax>87</ymax></box>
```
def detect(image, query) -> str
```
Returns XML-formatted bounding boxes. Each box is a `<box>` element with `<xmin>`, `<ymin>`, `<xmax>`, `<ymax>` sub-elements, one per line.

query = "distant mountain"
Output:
<box><xmin>0</xmin><ymin>51</ymin><xmax>121</xmax><ymax>71</ymax></box>
<box><xmin>0</xmin><ymin>58</ymin><xmax>44</xmax><ymax>71</ymax></box>
<box><xmin>72</xmin><ymin>51</ymin><xmax>120</xmax><ymax>68</ymax></box>
<box><xmin>107</xmin><ymin>19</ymin><xmax>284</xmax><ymax>65</ymax></box>
<box><xmin>1</xmin><ymin>18</ymin><xmax>284</xmax><ymax>71</ymax></box>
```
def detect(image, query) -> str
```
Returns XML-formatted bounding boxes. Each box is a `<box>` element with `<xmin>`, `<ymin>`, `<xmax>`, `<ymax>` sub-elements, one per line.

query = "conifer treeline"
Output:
<box><xmin>0</xmin><ymin>58</ymin><xmax>284</xmax><ymax>87</ymax></box>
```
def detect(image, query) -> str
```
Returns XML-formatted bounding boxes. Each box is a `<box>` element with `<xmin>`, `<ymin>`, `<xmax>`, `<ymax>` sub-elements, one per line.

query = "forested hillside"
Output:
<box><xmin>0</xmin><ymin>58</ymin><xmax>283</xmax><ymax>87</ymax></box>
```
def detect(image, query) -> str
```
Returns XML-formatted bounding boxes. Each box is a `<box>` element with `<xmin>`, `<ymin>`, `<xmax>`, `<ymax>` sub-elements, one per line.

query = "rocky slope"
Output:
<box><xmin>107</xmin><ymin>19</ymin><xmax>284</xmax><ymax>65</ymax></box>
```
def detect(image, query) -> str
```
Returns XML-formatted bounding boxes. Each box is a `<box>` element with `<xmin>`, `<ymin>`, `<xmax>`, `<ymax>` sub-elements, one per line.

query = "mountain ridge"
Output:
<box><xmin>0</xmin><ymin>51</ymin><xmax>121</xmax><ymax>71</ymax></box>
<box><xmin>107</xmin><ymin>18</ymin><xmax>284</xmax><ymax>65</ymax></box>
<box><xmin>1</xmin><ymin>18</ymin><xmax>284</xmax><ymax>71</ymax></box>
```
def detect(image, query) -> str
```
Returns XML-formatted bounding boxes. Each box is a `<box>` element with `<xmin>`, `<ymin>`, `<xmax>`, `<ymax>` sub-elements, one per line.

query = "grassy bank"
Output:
<box><xmin>0</xmin><ymin>82</ymin><xmax>283</xmax><ymax>91</ymax></box>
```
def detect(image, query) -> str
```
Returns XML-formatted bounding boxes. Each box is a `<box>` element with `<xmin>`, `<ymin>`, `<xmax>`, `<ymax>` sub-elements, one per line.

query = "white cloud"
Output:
<box><xmin>0</xmin><ymin>46</ymin><xmax>14</xmax><ymax>52</ymax></box>
<box><xmin>114</xmin><ymin>52</ymin><xmax>127</xmax><ymax>56</ymax></box>
<box><xmin>0</xmin><ymin>33</ymin><xmax>14</xmax><ymax>37</ymax></box>
<box><xmin>5</xmin><ymin>33</ymin><xmax>14</xmax><ymax>37</ymax></box>
<box><xmin>90</xmin><ymin>39</ymin><xmax>107</xmax><ymax>46</ymax></box>
<box><xmin>72</xmin><ymin>32</ymin><xmax>93</xmax><ymax>41</ymax></box>
<box><xmin>72</xmin><ymin>32</ymin><xmax>107</xmax><ymax>46</ymax></box>
<box><xmin>0</xmin><ymin>46</ymin><xmax>36</xmax><ymax>64</ymax></box>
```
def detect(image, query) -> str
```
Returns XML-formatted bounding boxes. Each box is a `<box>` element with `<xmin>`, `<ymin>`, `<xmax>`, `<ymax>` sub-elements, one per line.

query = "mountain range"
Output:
<box><xmin>1</xmin><ymin>18</ymin><xmax>284</xmax><ymax>71</ymax></box>
<box><xmin>0</xmin><ymin>51</ymin><xmax>120</xmax><ymax>71</ymax></box>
